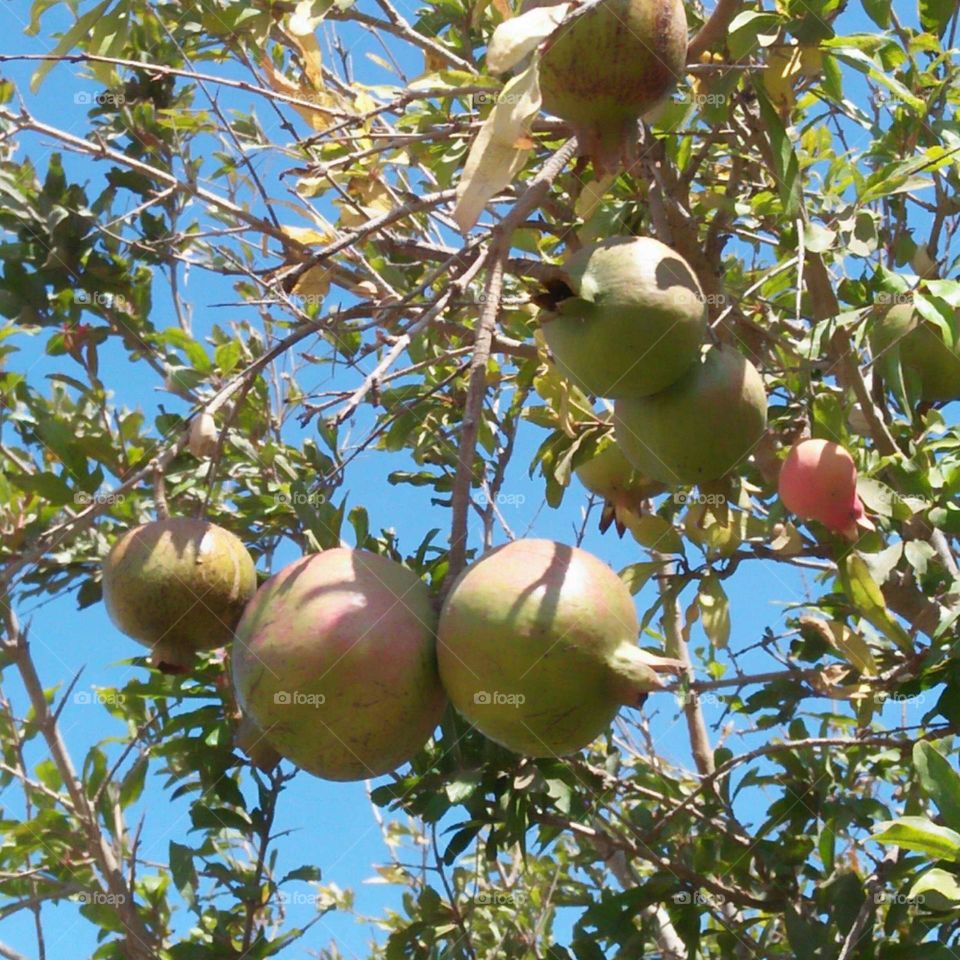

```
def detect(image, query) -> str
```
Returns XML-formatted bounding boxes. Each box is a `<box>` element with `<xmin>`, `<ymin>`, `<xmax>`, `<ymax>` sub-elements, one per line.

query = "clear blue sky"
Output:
<box><xmin>0</xmin><ymin>1</ymin><xmax>938</xmax><ymax>957</ymax></box>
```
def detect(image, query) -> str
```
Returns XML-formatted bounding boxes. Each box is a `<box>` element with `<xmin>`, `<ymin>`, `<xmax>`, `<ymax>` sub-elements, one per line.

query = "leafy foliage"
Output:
<box><xmin>1</xmin><ymin>0</ymin><xmax>960</xmax><ymax>957</ymax></box>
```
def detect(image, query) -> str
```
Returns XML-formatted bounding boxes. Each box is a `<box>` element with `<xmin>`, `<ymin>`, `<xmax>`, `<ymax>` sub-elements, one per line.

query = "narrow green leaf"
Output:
<box><xmin>914</xmin><ymin>742</ymin><xmax>960</xmax><ymax>833</ymax></box>
<box><xmin>872</xmin><ymin>816</ymin><xmax>960</xmax><ymax>861</ymax></box>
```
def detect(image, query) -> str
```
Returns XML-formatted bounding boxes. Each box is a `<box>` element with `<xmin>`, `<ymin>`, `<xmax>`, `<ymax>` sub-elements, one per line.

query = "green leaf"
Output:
<box><xmin>862</xmin><ymin>0</ymin><xmax>891</xmax><ymax>28</ymax></box>
<box><xmin>619</xmin><ymin>561</ymin><xmax>667</xmax><ymax>595</ymax></box>
<box><xmin>169</xmin><ymin>841</ymin><xmax>198</xmax><ymax>906</ymax></box>
<box><xmin>920</xmin><ymin>0</ymin><xmax>954</xmax><ymax>36</ymax></box>
<box><xmin>872</xmin><ymin>816</ymin><xmax>960</xmax><ymax>861</ymax></box>
<box><xmin>914</xmin><ymin>742</ymin><xmax>960</xmax><ymax>833</ymax></box>
<box><xmin>910</xmin><ymin>868</ymin><xmax>960</xmax><ymax>909</ymax></box>
<box><xmin>754</xmin><ymin>87</ymin><xmax>801</xmax><ymax>217</ymax></box>
<box><xmin>30</xmin><ymin>0</ymin><xmax>113</xmax><ymax>91</ymax></box>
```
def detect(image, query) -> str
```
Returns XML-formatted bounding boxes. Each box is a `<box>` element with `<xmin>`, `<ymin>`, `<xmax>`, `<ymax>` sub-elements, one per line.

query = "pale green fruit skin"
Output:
<box><xmin>872</xmin><ymin>303</ymin><xmax>960</xmax><ymax>402</ymax></box>
<box><xmin>614</xmin><ymin>345</ymin><xmax>768</xmax><ymax>485</ymax></box>
<box><xmin>438</xmin><ymin>539</ymin><xmax>641</xmax><ymax>757</ymax></box>
<box><xmin>232</xmin><ymin>548</ymin><xmax>445</xmax><ymax>782</ymax></box>
<box><xmin>542</xmin><ymin>237</ymin><xmax>706</xmax><ymax>399</ymax></box>
<box><xmin>538</xmin><ymin>0</ymin><xmax>687</xmax><ymax>172</ymax></box>
<box><xmin>576</xmin><ymin>439</ymin><xmax>665</xmax><ymax>502</ymax></box>
<box><xmin>103</xmin><ymin>518</ymin><xmax>257</xmax><ymax>668</ymax></box>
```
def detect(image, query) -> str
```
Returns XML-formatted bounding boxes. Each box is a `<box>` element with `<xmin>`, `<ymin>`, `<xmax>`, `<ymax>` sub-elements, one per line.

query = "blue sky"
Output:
<box><xmin>0</xmin><ymin>0</ymin><xmax>944</xmax><ymax>957</ymax></box>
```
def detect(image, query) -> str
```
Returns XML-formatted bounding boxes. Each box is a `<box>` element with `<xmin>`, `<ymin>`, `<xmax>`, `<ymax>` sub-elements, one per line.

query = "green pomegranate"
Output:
<box><xmin>231</xmin><ymin>548</ymin><xmax>445</xmax><ymax>782</ymax></box>
<box><xmin>103</xmin><ymin>517</ymin><xmax>257</xmax><ymax>671</ymax></box>
<box><xmin>538</xmin><ymin>0</ymin><xmax>687</xmax><ymax>172</ymax></box>
<box><xmin>576</xmin><ymin>435</ymin><xmax>665</xmax><ymax>533</ymax></box>
<box><xmin>614</xmin><ymin>345</ymin><xmax>767</xmax><ymax>485</ymax></box>
<box><xmin>576</xmin><ymin>437</ymin><xmax>665</xmax><ymax>503</ymax></box>
<box><xmin>541</xmin><ymin>237</ymin><xmax>707</xmax><ymax>399</ymax></box>
<box><xmin>438</xmin><ymin>539</ymin><xmax>677</xmax><ymax>757</ymax></box>
<box><xmin>872</xmin><ymin>302</ymin><xmax>960</xmax><ymax>402</ymax></box>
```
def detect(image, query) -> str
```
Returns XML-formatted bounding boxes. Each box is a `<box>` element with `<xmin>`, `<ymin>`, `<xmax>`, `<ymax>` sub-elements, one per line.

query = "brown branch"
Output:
<box><xmin>687</xmin><ymin>0</ymin><xmax>743</xmax><ymax>63</ymax></box>
<box><xmin>446</xmin><ymin>138</ymin><xmax>579</xmax><ymax>580</ymax></box>
<box><xmin>656</xmin><ymin>558</ymin><xmax>715</xmax><ymax>776</ymax></box>
<box><xmin>0</xmin><ymin>604</ymin><xmax>155</xmax><ymax>960</ymax></box>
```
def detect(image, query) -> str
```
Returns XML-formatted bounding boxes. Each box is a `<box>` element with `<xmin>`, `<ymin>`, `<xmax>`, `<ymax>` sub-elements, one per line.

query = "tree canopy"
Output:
<box><xmin>2</xmin><ymin>0</ymin><xmax>960</xmax><ymax>958</ymax></box>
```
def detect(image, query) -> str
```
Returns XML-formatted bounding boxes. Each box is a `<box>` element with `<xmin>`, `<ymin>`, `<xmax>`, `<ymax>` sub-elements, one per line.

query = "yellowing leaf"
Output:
<box><xmin>453</xmin><ymin>60</ymin><xmax>541</xmax><ymax>232</ymax></box>
<box><xmin>486</xmin><ymin>4</ymin><xmax>570</xmax><ymax>74</ymax></box>
<box><xmin>697</xmin><ymin>574</ymin><xmax>731</xmax><ymax>648</ymax></box>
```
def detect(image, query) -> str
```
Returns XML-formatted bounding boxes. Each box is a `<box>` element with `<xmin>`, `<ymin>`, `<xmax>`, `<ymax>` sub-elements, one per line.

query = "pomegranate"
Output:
<box><xmin>778</xmin><ymin>438</ymin><xmax>866</xmax><ymax>539</ymax></box>
<box><xmin>437</xmin><ymin>539</ymin><xmax>678</xmax><ymax>756</ymax></box>
<box><xmin>541</xmin><ymin>237</ymin><xmax>707</xmax><ymax>399</ymax></box>
<box><xmin>102</xmin><ymin>517</ymin><xmax>257</xmax><ymax>671</ymax></box>
<box><xmin>231</xmin><ymin>548</ymin><xmax>445</xmax><ymax>781</ymax></box>
<box><xmin>538</xmin><ymin>0</ymin><xmax>688</xmax><ymax>172</ymax></box>
<box><xmin>614</xmin><ymin>345</ymin><xmax>767</xmax><ymax>485</ymax></box>
<box><xmin>872</xmin><ymin>302</ymin><xmax>960</xmax><ymax>402</ymax></box>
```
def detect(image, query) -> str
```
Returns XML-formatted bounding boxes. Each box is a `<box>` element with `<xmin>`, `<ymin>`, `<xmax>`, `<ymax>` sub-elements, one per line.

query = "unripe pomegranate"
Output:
<box><xmin>538</xmin><ymin>0</ymin><xmax>688</xmax><ymax>173</ymax></box>
<box><xmin>872</xmin><ymin>302</ymin><xmax>960</xmax><ymax>402</ymax></box>
<box><xmin>614</xmin><ymin>345</ymin><xmax>768</xmax><ymax>485</ymax></box>
<box><xmin>541</xmin><ymin>237</ymin><xmax>707</xmax><ymax>399</ymax></box>
<box><xmin>438</xmin><ymin>539</ymin><xmax>678</xmax><ymax>756</ymax></box>
<box><xmin>778</xmin><ymin>438</ymin><xmax>866</xmax><ymax>539</ymax></box>
<box><xmin>231</xmin><ymin>549</ymin><xmax>445</xmax><ymax>781</ymax></box>
<box><xmin>103</xmin><ymin>518</ymin><xmax>257</xmax><ymax>671</ymax></box>
<box><xmin>576</xmin><ymin>438</ymin><xmax>665</xmax><ymax>503</ymax></box>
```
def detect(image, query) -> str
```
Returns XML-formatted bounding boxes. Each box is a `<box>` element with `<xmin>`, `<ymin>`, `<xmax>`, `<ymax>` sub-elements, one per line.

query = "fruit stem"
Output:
<box><xmin>607</xmin><ymin>642</ymin><xmax>672</xmax><ymax>706</ymax></box>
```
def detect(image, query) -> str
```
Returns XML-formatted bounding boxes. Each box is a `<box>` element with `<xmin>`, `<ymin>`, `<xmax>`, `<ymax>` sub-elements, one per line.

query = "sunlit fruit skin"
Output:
<box><xmin>872</xmin><ymin>303</ymin><xmax>960</xmax><ymax>402</ymax></box>
<box><xmin>542</xmin><ymin>237</ymin><xmax>707</xmax><ymax>399</ymax></box>
<box><xmin>778</xmin><ymin>438</ymin><xmax>865</xmax><ymax>537</ymax></box>
<box><xmin>103</xmin><ymin>518</ymin><xmax>257</xmax><ymax>670</ymax></box>
<box><xmin>438</xmin><ymin>539</ymin><xmax>657</xmax><ymax>757</ymax></box>
<box><xmin>576</xmin><ymin>439</ymin><xmax>665</xmax><ymax>503</ymax></box>
<box><xmin>538</xmin><ymin>0</ymin><xmax>688</xmax><ymax>173</ymax></box>
<box><xmin>231</xmin><ymin>549</ymin><xmax>445</xmax><ymax>782</ymax></box>
<box><xmin>613</xmin><ymin>345</ymin><xmax>767</xmax><ymax>485</ymax></box>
